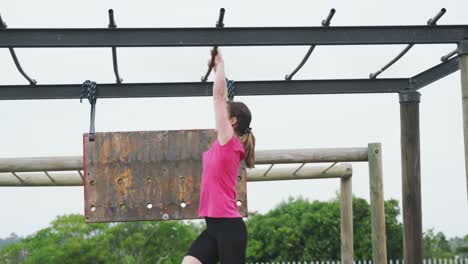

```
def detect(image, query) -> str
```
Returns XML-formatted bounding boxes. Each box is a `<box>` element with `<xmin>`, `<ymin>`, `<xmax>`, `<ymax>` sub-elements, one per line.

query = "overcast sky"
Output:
<box><xmin>1</xmin><ymin>0</ymin><xmax>467</xmax><ymax>239</ymax></box>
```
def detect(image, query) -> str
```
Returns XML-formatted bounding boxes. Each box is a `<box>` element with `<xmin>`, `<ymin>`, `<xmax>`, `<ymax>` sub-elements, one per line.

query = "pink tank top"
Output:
<box><xmin>198</xmin><ymin>135</ymin><xmax>245</xmax><ymax>218</ymax></box>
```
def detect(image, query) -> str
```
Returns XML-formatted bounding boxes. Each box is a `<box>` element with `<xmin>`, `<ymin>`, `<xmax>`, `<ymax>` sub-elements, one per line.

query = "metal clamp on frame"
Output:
<box><xmin>399</xmin><ymin>89</ymin><xmax>421</xmax><ymax>103</ymax></box>
<box><xmin>458</xmin><ymin>40</ymin><xmax>468</xmax><ymax>55</ymax></box>
<box><xmin>80</xmin><ymin>80</ymin><xmax>98</xmax><ymax>141</ymax></box>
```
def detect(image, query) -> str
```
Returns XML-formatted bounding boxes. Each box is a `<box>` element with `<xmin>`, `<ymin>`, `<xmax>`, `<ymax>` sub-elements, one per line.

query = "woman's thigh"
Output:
<box><xmin>215</xmin><ymin>219</ymin><xmax>248</xmax><ymax>264</ymax></box>
<box><xmin>184</xmin><ymin>229</ymin><xmax>218</xmax><ymax>264</ymax></box>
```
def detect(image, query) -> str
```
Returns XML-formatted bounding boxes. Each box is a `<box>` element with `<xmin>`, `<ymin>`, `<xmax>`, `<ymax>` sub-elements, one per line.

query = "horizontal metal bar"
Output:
<box><xmin>0</xmin><ymin>79</ymin><xmax>408</xmax><ymax>100</ymax></box>
<box><xmin>409</xmin><ymin>56</ymin><xmax>460</xmax><ymax>90</ymax></box>
<box><xmin>1</xmin><ymin>25</ymin><xmax>467</xmax><ymax>47</ymax></box>
<box><xmin>0</xmin><ymin>147</ymin><xmax>369</xmax><ymax>172</ymax></box>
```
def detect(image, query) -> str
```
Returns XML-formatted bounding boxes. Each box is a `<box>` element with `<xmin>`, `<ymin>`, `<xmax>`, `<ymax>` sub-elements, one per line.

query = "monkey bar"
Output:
<box><xmin>1</xmin><ymin>6</ymin><xmax>467</xmax><ymax>264</ymax></box>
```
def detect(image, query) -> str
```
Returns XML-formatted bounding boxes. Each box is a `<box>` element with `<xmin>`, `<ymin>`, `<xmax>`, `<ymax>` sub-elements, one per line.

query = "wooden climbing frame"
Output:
<box><xmin>83</xmin><ymin>129</ymin><xmax>248</xmax><ymax>223</ymax></box>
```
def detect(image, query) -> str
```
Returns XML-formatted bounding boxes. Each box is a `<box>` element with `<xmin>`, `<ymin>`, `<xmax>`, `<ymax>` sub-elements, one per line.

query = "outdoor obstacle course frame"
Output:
<box><xmin>1</xmin><ymin>7</ymin><xmax>468</xmax><ymax>264</ymax></box>
<box><xmin>0</xmin><ymin>144</ymin><xmax>383</xmax><ymax>264</ymax></box>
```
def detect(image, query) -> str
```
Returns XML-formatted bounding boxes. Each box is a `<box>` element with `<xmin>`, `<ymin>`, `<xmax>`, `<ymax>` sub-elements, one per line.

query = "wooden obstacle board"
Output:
<box><xmin>83</xmin><ymin>129</ymin><xmax>248</xmax><ymax>223</ymax></box>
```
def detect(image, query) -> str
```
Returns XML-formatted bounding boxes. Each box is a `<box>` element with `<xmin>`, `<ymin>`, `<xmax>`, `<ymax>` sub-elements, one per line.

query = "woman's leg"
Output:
<box><xmin>181</xmin><ymin>255</ymin><xmax>203</xmax><ymax>264</ymax></box>
<box><xmin>215</xmin><ymin>218</ymin><xmax>248</xmax><ymax>264</ymax></box>
<box><xmin>183</xmin><ymin>229</ymin><xmax>218</xmax><ymax>264</ymax></box>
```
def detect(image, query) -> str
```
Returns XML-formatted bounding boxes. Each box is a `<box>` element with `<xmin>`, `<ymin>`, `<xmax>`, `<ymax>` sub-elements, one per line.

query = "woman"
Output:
<box><xmin>182</xmin><ymin>48</ymin><xmax>255</xmax><ymax>264</ymax></box>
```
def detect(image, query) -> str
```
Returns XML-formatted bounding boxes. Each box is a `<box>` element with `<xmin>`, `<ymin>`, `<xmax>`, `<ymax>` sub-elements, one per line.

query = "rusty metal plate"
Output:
<box><xmin>83</xmin><ymin>129</ymin><xmax>248</xmax><ymax>223</ymax></box>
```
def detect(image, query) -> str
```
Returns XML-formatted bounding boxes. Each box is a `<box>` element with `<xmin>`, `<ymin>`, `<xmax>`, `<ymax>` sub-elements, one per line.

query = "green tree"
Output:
<box><xmin>423</xmin><ymin>229</ymin><xmax>456</xmax><ymax>258</ymax></box>
<box><xmin>454</xmin><ymin>235</ymin><xmax>468</xmax><ymax>256</ymax></box>
<box><xmin>0</xmin><ymin>214</ymin><xmax>200</xmax><ymax>264</ymax></box>
<box><xmin>0</xmin><ymin>233</ymin><xmax>21</xmax><ymax>249</ymax></box>
<box><xmin>245</xmin><ymin>195</ymin><xmax>403</xmax><ymax>262</ymax></box>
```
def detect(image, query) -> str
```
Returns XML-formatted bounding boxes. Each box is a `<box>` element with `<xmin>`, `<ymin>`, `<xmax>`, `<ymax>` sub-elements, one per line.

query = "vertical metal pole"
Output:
<box><xmin>368</xmin><ymin>143</ymin><xmax>387</xmax><ymax>264</ymax></box>
<box><xmin>458</xmin><ymin>41</ymin><xmax>468</xmax><ymax>200</ymax></box>
<box><xmin>399</xmin><ymin>90</ymin><xmax>422</xmax><ymax>264</ymax></box>
<box><xmin>340</xmin><ymin>176</ymin><xmax>353</xmax><ymax>264</ymax></box>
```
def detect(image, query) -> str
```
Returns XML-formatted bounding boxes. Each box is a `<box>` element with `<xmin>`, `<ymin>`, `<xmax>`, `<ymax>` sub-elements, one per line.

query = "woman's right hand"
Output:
<box><xmin>208</xmin><ymin>47</ymin><xmax>224</xmax><ymax>73</ymax></box>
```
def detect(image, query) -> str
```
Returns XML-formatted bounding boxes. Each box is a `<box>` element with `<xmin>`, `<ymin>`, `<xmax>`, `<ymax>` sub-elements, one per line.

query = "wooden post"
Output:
<box><xmin>399</xmin><ymin>90</ymin><xmax>423</xmax><ymax>264</ymax></box>
<box><xmin>368</xmin><ymin>143</ymin><xmax>387</xmax><ymax>264</ymax></box>
<box><xmin>340</xmin><ymin>175</ymin><xmax>353</xmax><ymax>264</ymax></box>
<box><xmin>459</xmin><ymin>47</ymin><xmax>468</xmax><ymax>200</ymax></box>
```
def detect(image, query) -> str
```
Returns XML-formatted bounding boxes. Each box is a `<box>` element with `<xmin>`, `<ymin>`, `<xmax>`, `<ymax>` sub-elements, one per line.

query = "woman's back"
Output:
<box><xmin>198</xmin><ymin>135</ymin><xmax>245</xmax><ymax>218</ymax></box>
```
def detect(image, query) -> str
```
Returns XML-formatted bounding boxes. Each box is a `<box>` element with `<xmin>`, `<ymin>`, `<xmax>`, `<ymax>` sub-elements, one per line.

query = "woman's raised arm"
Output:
<box><xmin>210</xmin><ymin>48</ymin><xmax>233</xmax><ymax>145</ymax></box>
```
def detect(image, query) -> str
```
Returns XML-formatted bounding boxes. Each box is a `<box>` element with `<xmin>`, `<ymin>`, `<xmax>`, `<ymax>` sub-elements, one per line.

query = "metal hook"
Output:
<box><xmin>370</xmin><ymin>8</ymin><xmax>447</xmax><ymax>79</ymax></box>
<box><xmin>1</xmin><ymin>13</ymin><xmax>37</xmax><ymax>85</ymax></box>
<box><xmin>441</xmin><ymin>49</ymin><xmax>458</xmax><ymax>62</ymax></box>
<box><xmin>108</xmin><ymin>9</ymin><xmax>123</xmax><ymax>84</ymax></box>
<box><xmin>201</xmin><ymin>8</ymin><xmax>226</xmax><ymax>82</ymax></box>
<box><xmin>285</xmin><ymin>9</ymin><xmax>336</xmax><ymax>80</ymax></box>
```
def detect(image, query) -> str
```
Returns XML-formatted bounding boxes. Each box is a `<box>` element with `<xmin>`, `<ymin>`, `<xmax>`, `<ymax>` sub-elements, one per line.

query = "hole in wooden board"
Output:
<box><xmin>147</xmin><ymin>203</ymin><xmax>153</xmax><ymax>209</ymax></box>
<box><xmin>236</xmin><ymin>200</ymin><xmax>242</xmax><ymax>206</ymax></box>
<box><xmin>162</xmin><ymin>213</ymin><xmax>169</xmax><ymax>220</ymax></box>
<box><xmin>89</xmin><ymin>180</ymin><xmax>95</xmax><ymax>186</ymax></box>
<box><xmin>180</xmin><ymin>201</ymin><xmax>187</xmax><ymax>208</ymax></box>
<box><xmin>119</xmin><ymin>203</ymin><xmax>127</xmax><ymax>210</ymax></box>
<box><xmin>146</xmin><ymin>177</ymin><xmax>152</xmax><ymax>183</ymax></box>
<box><xmin>117</xmin><ymin>178</ymin><xmax>123</xmax><ymax>184</ymax></box>
<box><xmin>237</xmin><ymin>176</ymin><xmax>242</xmax><ymax>182</ymax></box>
<box><xmin>90</xmin><ymin>205</ymin><xmax>96</xmax><ymax>212</ymax></box>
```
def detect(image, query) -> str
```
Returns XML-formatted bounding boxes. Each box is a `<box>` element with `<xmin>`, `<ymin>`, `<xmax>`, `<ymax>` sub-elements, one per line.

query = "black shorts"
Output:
<box><xmin>185</xmin><ymin>217</ymin><xmax>248</xmax><ymax>263</ymax></box>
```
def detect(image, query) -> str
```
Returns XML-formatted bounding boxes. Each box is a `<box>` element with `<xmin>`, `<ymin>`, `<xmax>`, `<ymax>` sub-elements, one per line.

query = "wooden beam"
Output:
<box><xmin>0</xmin><ymin>156</ymin><xmax>82</xmax><ymax>172</ymax></box>
<box><xmin>340</xmin><ymin>176</ymin><xmax>353</xmax><ymax>264</ymax></box>
<box><xmin>0</xmin><ymin>147</ymin><xmax>368</xmax><ymax>173</ymax></box>
<box><xmin>399</xmin><ymin>91</ymin><xmax>423</xmax><ymax>264</ymax></box>
<box><xmin>0</xmin><ymin>164</ymin><xmax>353</xmax><ymax>186</ymax></box>
<box><xmin>254</xmin><ymin>148</ymin><xmax>368</xmax><ymax>164</ymax></box>
<box><xmin>247</xmin><ymin>164</ymin><xmax>352</xmax><ymax>181</ymax></box>
<box><xmin>368</xmin><ymin>143</ymin><xmax>388</xmax><ymax>264</ymax></box>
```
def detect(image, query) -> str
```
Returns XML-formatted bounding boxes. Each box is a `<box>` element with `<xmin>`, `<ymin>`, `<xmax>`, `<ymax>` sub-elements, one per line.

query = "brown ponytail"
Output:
<box><xmin>227</xmin><ymin>101</ymin><xmax>256</xmax><ymax>168</ymax></box>
<box><xmin>239</xmin><ymin>131</ymin><xmax>256</xmax><ymax>168</ymax></box>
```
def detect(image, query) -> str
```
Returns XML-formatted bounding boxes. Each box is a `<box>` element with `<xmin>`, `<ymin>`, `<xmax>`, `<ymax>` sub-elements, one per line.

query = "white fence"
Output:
<box><xmin>248</xmin><ymin>259</ymin><xmax>468</xmax><ymax>264</ymax></box>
